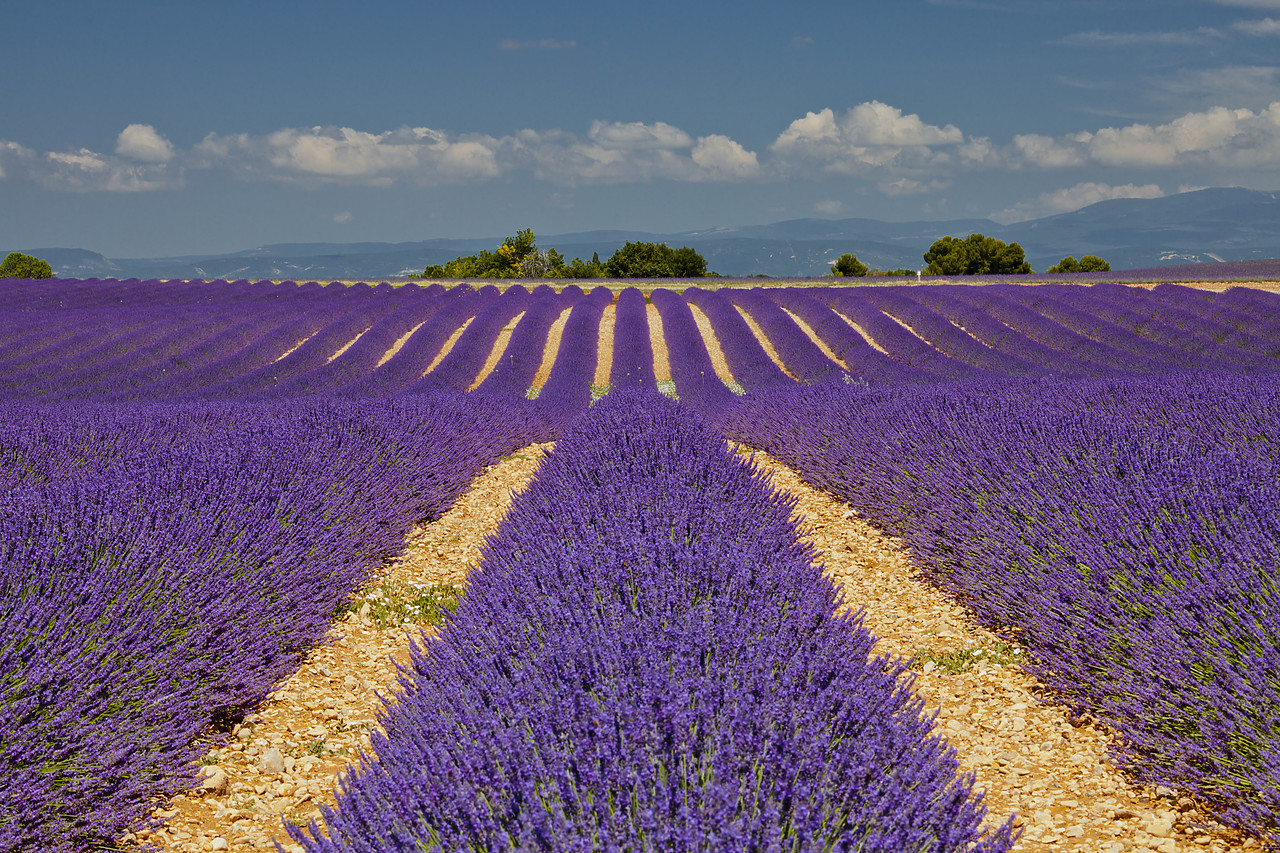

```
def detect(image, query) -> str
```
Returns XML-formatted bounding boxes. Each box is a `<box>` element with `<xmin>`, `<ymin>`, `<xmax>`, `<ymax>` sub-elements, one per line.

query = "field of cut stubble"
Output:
<box><xmin>3</xmin><ymin>271</ymin><xmax>1280</xmax><ymax>853</ymax></box>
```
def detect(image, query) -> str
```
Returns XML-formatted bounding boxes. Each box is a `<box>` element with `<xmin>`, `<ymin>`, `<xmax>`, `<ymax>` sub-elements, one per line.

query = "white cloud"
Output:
<box><xmin>509</xmin><ymin>122</ymin><xmax>758</xmax><ymax>184</ymax></box>
<box><xmin>333</xmin><ymin>211</ymin><xmax>352</xmax><ymax>223</ymax></box>
<box><xmin>0</xmin><ymin>141</ymin><xmax>36</xmax><ymax>179</ymax></box>
<box><xmin>587</xmin><ymin>120</ymin><xmax>692</xmax><ymax>150</ymax></box>
<box><xmin>878</xmin><ymin>177</ymin><xmax>950</xmax><ymax>196</ymax></box>
<box><xmin>1010</xmin><ymin>133</ymin><xmax>1088</xmax><ymax>168</ymax></box>
<box><xmin>690</xmin><ymin>134</ymin><xmax>760</xmax><ymax>179</ymax></box>
<box><xmin>1005</xmin><ymin>102</ymin><xmax>1280</xmax><ymax>170</ymax></box>
<box><xmin>5</xmin><ymin>99</ymin><xmax>1280</xmax><ymax>198</ymax></box>
<box><xmin>771</xmin><ymin>102</ymin><xmax>968</xmax><ymax>178</ymax></box>
<box><xmin>196</xmin><ymin>125</ymin><xmax>502</xmax><ymax>185</ymax></box>
<box><xmin>1233</xmin><ymin>16</ymin><xmax>1280</xmax><ymax>34</ymax></box>
<box><xmin>116</xmin><ymin>124</ymin><xmax>175</xmax><ymax>163</ymax></box>
<box><xmin>37</xmin><ymin>146</ymin><xmax>178</xmax><ymax>191</ymax></box>
<box><xmin>814</xmin><ymin>200</ymin><xmax>845</xmax><ymax>215</ymax></box>
<box><xmin>992</xmin><ymin>181</ymin><xmax>1165</xmax><ymax>223</ymax></box>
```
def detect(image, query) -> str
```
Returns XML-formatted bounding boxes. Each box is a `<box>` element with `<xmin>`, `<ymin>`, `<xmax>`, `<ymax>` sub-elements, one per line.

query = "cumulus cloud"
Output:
<box><xmin>5</xmin><ymin>99</ymin><xmax>1280</xmax><ymax>197</ymax></box>
<box><xmin>1010</xmin><ymin>133</ymin><xmax>1089</xmax><ymax>168</ymax></box>
<box><xmin>587</xmin><ymin>121</ymin><xmax>693</xmax><ymax>150</ymax></box>
<box><xmin>511</xmin><ymin>122</ymin><xmax>759</xmax><ymax>184</ymax></box>
<box><xmin>771</xmin><ymin>102</ymin><xmax>969</xmax><ymax>177</ymax></box>
<box><xmin>1002</xmin><ymin>102</ymin><xmax>1280</xmax><ymax>170</ymax></box>
<box><xmin>116</xmin><ymin>124</ymin><xmax>175</xmax><ymax>162</ymax></box>
<box><xmin>992</xmin><ymin>181</ymin><xmax>1166</xmax><ymax>223</ymax></box>
<box><xmin>690</xmin><ymin>134</ymin><xmax>761</xmax><ymax>180</ymax></box>
<box><xmin>42</xmin><ymin>148</ymin><xmax>177</xmax><ymax>191</ymax></box>
<box><xmin>195</xmin><ymin>125</ymin><xmax>502</xmax><ymax>185</ymax></box>
<box><xmin>814</xmin><ymin>200</ymin><xmax>845</xmax><ymax>215</ymax></box>
<box><xmin>0</xmin><ymin>140</ymin><xmax>36</xmax><ymax>180</ymax></box>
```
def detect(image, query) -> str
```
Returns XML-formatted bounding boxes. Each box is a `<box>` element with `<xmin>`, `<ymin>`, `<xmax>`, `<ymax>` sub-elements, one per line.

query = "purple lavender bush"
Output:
<box><xmin>290</xmin><ymin>390</ymin><xmax>1015</xmax><ymax>853</ymax></box>
<box><xmin>725</xmin><ymin>372</ymin><xmax>1280</xmax><ymax>844</ymax></box>
<box><xmin>0</xmin><ymin>393</ymin><xmax>546</xmax><ymax>852</ymax></box>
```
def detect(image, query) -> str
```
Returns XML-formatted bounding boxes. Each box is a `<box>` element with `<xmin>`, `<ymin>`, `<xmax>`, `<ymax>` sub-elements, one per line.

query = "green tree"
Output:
<box><xmin>604</xmin><ymin>242</ymin><xmax>710</xmax><ymax>278</ymax></box>
<box><xmin>669</xmin><ymin>246</ymin><xmax>708</xmax><ymax>277</ymax></box>
<box><xmin>0</xmin><ymin>252</ymin><xmax>54</xmax><ymax>279</ymax></box>
<box><xmin>1046</xmin><ymin>254</ymin><xmax>1111</xmax><ymax>273</ymax></box>
<box><xmin>423</xmin><ymin>229</ymin><xmax>542</xmax><ymax>279</ymax></box>
<box><xmin>557</xmin><ymin>252</ymin><xmax>606</xmax><ymax>279</ymax></box>
<box><xmin>829</xmin><ymin>253</ymin><xmax>868</xmax><ymax>277</ymax></box>
<box><xmin>923</xmin><ymin>234</ymin><xmax>1031</xmax><ymax>275</ymax></box>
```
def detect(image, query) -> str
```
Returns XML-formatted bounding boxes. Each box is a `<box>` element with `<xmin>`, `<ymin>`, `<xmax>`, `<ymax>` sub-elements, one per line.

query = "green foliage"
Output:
<box><xmin>829</xmin><ymin>253</ymin><xmax>869</xmax><ymax>277</ymax></box>
<box><xmin>424</xmin><ymin>232</ymin><xmax>610</xmax><ymax>279</ymax></box>
<box><xmin>604</xmin><ymin>241</ymin><xmax>709</xmax><ymax>278</ymax></box>
<box><xmin>349</xmin><ymin>580</ymin><xmax>464</xmax><ymax>629</ymax></box>
<box><xmin>923</xmin><ymin>233</ymin><xmax>1032</xmax><ymax>275</ymax></box>
<box><xmin>423</xmin><ymin>228</ymin><xmax>538</xmax><ymax>279</ymax></box>
<box><xmin>909</xmin><ymin>642</ymin><xmax>1024</xmax><ymax>674</ymax></box>
<box><xmin>422</xmin><ymin>233</ymin><xmax>713</xmax><ymax>280</ymax></box>
<box><xmin>557</xmin><ymin>251</ymin><xmax>607</xmax><ymax>279</ymax></box>
<box><xmin>0</xmin><ymin>252</ymin><xmax>54</xmax><ymax>279</ymax></box>
<box><xmin>1046</xmin><ymin>254</ymin><xmax>1111</xmax><ymax>273</ymax></box>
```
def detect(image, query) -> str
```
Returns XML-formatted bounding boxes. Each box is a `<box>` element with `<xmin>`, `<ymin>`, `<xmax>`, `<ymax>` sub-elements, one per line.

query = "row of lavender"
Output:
<box><xmin>5</xmin><ymin>278</ymin><xmax>1280</xmax><ymax>407</ymax></box>
<box><xmin>0</xmin><ymin>279</ymin><xmax>624</xmax><ymax>849</ymax></box>
<box><xmin>0</xmin><ymin>395</ymin><xmax>548</xmax><ymax>851</ymax></box>
<box><xmin>4</xmin><ymin>275</ymin><xmax>1280</xmax><ymax>847</ymax></box>
<box><xmin>289</xmin><ymin>391</ymin><xmax>1015</xmax><ymax>852</ymax></box>
<box><xmin>726</xmin><ymin>372</ymin><xmax>1280</xmax><ymax>844</ymax></box>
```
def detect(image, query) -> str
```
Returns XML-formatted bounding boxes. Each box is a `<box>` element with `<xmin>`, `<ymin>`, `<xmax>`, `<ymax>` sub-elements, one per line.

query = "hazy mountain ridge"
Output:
<box><xmin>13</xmin><ymin>187</ymin><xmax>1280</xmax><ymax>280</ymax></box>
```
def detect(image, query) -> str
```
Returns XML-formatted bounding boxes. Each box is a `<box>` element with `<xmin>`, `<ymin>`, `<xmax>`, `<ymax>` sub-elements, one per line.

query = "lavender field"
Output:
<box><xmin>2</xmin><ymin>275</ymin><xmax>1279</xmax><ymax>851</ymax></box>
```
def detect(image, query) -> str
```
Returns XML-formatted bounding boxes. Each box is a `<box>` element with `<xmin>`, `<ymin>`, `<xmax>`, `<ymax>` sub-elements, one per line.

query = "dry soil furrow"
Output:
<box><xmin>528</xmin><ymin>304</ymin><xmax>574</xmax><ymax>392</ymax></box>
<box><xmin>129</xmin><ymin>446</ymin><xmax>550</xmax><ymax>853</ymax></box>
<box><xmin>594</xmin><ymin>303</ymin><xmax>616</xmax><ymax>387</ymax></box>
<box><xmin>647</xmin><ymin>302</ymin><xmax>672</xmax><ymax>383</ymax></box>
<box><xmin>468</xmin><ymin>310</ymin><xmax>526</xmax><ymax>390</ymax></box>
<box><xmin>686</xmin><ymin>302</ymin><xmax>737</xmax><ymax>385</ymax></box>
<box><xmin>731</xmin><ymin>304</ymin><xmax>797</xmax><ymax>379</ymax></box>
<box><xmin>419</xmin><ymin>315</ymin><xmax>473</xmax><ymax>378</ymax></box>
<box><xmin>746</xmin><ymin>449</ymin><xmax>1252</xmax><ymax>853</ymax></box>
<box><xmin>374</xmin><ymin>320</ymin><xmax>427</xmax><ymax>368</ymax></box>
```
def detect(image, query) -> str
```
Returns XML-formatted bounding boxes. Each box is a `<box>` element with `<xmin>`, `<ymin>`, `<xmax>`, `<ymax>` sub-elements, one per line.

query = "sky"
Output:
<box><xmin>2</xmin><ymin>0</ymin><xmax>1280</xmax><ymax>257</ymax></box>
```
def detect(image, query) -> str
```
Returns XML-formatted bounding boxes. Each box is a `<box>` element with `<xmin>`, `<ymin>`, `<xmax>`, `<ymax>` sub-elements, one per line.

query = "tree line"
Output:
<box><xmin>829</xmin><ymin>234</ymin><xmax>1109</xmax><ymax>277</ymax></box>
<box><xmin>422</xmin><ymin>230</ymin><xmax>713</xmax><ymax>279</ymax></box>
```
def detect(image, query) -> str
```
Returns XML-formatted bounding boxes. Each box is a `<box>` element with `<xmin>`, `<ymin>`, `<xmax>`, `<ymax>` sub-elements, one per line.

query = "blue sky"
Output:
<box><xmin>3</xmin><ymin>0</ymin><xmax>1279</xmax><ymax>257</ymax></box>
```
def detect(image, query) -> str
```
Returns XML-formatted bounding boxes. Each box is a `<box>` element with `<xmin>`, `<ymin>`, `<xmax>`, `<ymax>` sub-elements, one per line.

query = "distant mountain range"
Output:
<box><xmin>12</xmin><ymin>187</ymin><xmax>1280</xmax><ymax>280</ymax></box>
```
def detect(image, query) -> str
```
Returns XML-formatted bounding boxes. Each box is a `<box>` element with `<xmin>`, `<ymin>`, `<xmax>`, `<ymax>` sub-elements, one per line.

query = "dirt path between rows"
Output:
<box><xmin>128</xmin><ymin>446</ymin><xmax>550</xmax><ymax>853</ymax></box>
<box><xmin>131</xmin><ymin>436</ymin><xmax>1256</xmax><ymax>852</ymax></box>
<box><xmin>746</xmin><ymin>450</ymin><xmax>1251</xmax><ymax>853</ymax></box>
